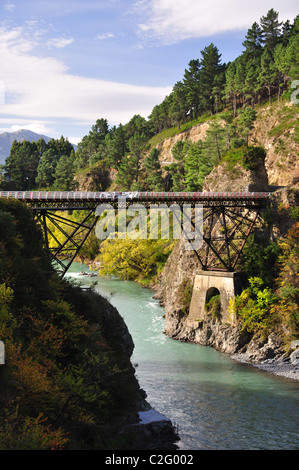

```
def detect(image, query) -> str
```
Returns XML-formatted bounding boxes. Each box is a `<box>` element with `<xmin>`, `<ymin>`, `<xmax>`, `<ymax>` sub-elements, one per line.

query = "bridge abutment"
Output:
<box><xmin>188</xmin><ymin>271</ymin><xmax>243</xmax><ymax>324</ymax></box>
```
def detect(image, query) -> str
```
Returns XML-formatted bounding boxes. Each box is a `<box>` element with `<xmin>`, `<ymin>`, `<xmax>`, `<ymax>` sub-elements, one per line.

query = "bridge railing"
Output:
<box><xmin>0</xmin><ymin>190</ymin><xmax>271</xmax><ymax>201</ymax></box>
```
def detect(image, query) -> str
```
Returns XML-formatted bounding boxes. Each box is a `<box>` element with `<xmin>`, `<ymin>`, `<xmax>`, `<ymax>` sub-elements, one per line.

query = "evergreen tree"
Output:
<box><xmin>128</xmin><ymin>133</ymin><xmax>148</xmax><ymax>184</ymax></box>
<box><xmin>48</xmin><ymin>136</ymin><xmax>74</xmax><ymax>160</ymax></box>
<box><xmin>166</xmin><ymin>140</ymin><xmax>190</xmax><ymax>191</ymax></box>
<box><xmin>199</xmin><ymin>43</ymin><xmax>222</xmax><ymax>114</ymax></box>
<box><xmin>53</xmin><ymin>153</ymin><xmax>75</xmax><ymax>191</ymax></box>
<box><xmin>170</xmin><ymin>81</ymin><xmax>188</xmax><ymax>128</ymax></box>
<box><xmin>106</xmin><ymin>124</ymin><xmax>127</xmax><ymax>168</ymax></box>
<box><xmin>244</xmin><ymin>57</ymin><xmax>260</xmax><ymax>107</ymax></box>
<box><xmin>183</xmin><ymin>59</ymin><xmax>201</xmax><ymax>120</ymax></box>
<box><xmin>288</xmin><ymin>15</ymin><xmax>299</xmax><ymax>83</ymax></box>
<box><xmin>5</xmin><ymin>141</ymin><xmax>39</xmax><ymax>190</ymax></box>
<box><xmin>242</xmin><ymin>22</ymin><xmax>263</xmax><ymax>58</ymax></box>
<box><xmin>225</xmin><ymin>62</ymin><xmax>238</xmax><ymax>116</ymax></box>
<box><xmin>281</xmin><ymin>20</ymin><xmax>293</xmax><ymax>46</ymax></box>
<box><xmin>202</xmin><ymin>120</ymin><xmax>227</xmax><ymax>162</ymax></box>
<box><xmin>236</xmin><ymin>107</ymin><xmax>257</xmax><ymax>146</ymax></box>
<box><xmin>74</xmin><ymin>118</ymin><xmax>109</xmax><ymax>169</ymax></box>
<box><xmin>258</xmin><ymin>49</ymin><xmax>277</xmax><ymax>104</ymax></box>
<box><xmin>273</xmin><ymin>43</ymin><xmax>293</xmax><ymax>102</ymax></box>
<box><xmin>116</xmin><ymin>156</ymin><xmax>136</xmax><ymax>190</ymax></box>
<box><xmin>184</xmin><ymin>142</ymin><xmax>202</xmax><ymax>190</ymax></box>
<box><xmin>143</xmin><ymin>148</ymin><xmax>164</xmax><ymax>191</ymax></box>
<box><xmin>260</xmin><ymin>8</ymin><xmax>282</xmax><ymax>52</ymax></box>
<box><xmin>36</xmin><ymin>148</ymin><xmax>57</xmax><ymax>189</ymax></box>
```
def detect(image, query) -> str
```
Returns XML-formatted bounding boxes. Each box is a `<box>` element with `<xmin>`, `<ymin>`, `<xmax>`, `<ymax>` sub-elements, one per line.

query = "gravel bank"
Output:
<box><xmin>231</xmin><ymin>353</ymin><xmax>299</xmax><ymax>382</ymax></box>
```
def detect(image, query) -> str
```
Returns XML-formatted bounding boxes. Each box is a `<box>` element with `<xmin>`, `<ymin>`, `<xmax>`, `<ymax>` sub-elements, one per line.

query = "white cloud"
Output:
<box><xmin>47</xmin><ymin>37</ymin><xmax>75</xmax><ymax>49</ymax></box>
<box><xmin>0</xmin><ymin>25</ymin><xmax>171</xmax><ymax>131</ymax></box>
<box><xmin>96</xmin><ymin>32</ymin><xmax>115</xmax><ymax>40</ymax></box>
<box><xmin>4</xmin><ymin>2</ymin><xmax>15</xmax><ymax>12</ymax></box>
<box><xmin>0</xmin><ymin>121</ymin><xmax>57</xmax><ymax>137</ymax></box>
<box><xmin>137</xmin><ymin>0</ymin><xmax>299</xmax><ymax>44</ymax></box>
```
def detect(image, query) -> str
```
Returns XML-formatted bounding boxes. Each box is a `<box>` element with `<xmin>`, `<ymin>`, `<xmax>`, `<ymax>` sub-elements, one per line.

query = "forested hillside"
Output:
<box><xmin>0</xmin><ymin>198</ymin><xmax>164</xmax><ymax>450</ymax></box>
<box><xmin>0</xmin><ymin>8</ymin><xmax>298</xmax><ymax>354</ymax></box>
<box><xmin>0</xmin><ymin>9</ymin><xmax>298</xmax><ymax>194</ymax></box>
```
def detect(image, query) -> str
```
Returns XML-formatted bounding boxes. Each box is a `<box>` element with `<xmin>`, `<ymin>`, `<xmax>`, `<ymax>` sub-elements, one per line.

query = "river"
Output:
<box><xmin>66</xmin><ymin>263</ymin><xmax>299</xmax><ymax>450</ymax></box>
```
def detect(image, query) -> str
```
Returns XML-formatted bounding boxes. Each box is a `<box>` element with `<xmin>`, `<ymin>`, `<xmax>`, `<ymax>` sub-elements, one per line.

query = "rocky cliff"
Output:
<box><xmin>152</xmin><ymin>101</ymin><xmax>299</xmax><ymax>376</ymax></box>
<box><xmin>154</xmin><ymin>102</ymin><xmax>298</xmax><ymax>188</ymax></box>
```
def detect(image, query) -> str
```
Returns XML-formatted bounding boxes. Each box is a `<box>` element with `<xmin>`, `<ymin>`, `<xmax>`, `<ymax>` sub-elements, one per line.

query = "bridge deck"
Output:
<box><xmin>0</xmin><ymin>190</ymin><xmax>271</xmax><ymax>208</ymax></box>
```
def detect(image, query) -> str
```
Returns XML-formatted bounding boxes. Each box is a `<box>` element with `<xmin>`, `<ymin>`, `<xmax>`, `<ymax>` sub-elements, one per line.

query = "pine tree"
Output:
<box><xmin>184</xmin><ymin>142</ymin><xmax>202</xmax><ymax>190</ymax></box>
<box><xmin>53</xmin><ymin>153</ymin><xmax>75</xmax><ymax>191</ymax></box>
<box><xmin>183</xmin><ymin>59</ymin><xmax>201</xmax><ymax>120</ymax></box>
<box><xmin>258</xmin><ymin>49</ymin><xmax>277</xmax><ymax>104</ymax></box>
<box><xmin>128</xmin><ymin>133</ymin><xmax>148</xmax><ymax>183</ymax></box>
<box><xmin>5</xmin><ymin>141</ymin><xmax>39</xmax><ymax>190</ymax></box>
<box><xmin>242</xmin><ymin>22</ymin><xmax>263</xmax><ymax>58</ymax></box>
<box><xmin>170</xmin><ymin>81</ymin><xmax>188</xmax><ymax>129</ymax></box>
<box><xmin>225</xmin><ymin>62</ymin><xmax>238</xmax><ymax>117</ymax></box>
<box><xmin>199</xmin><ymin>43</ymin><xmax>222</xmax><ymax>114</ymax></box>
<box><xmin>236</xmin><ymin>107</ymin><xmax>257</xmax><ymax>146</ymax></box>
<box><xmin>244</xmin><ymin>57</ymin><xmax>260</xmax><ymax>107</ymax></box>
<box><xmin>260</xmin><ymin>9</ymin><xmax>282</xmax><ymax>53</ymax></box>
<box><xmin>107</xmin><ymin>124</ymin><xmax>127</xmax><ymax>168</ymax></box>
<box><xmin>143</xmin><ymin>148</ymin><xmax>164</xmax><ymax>191</ymax></box>
<box><xmin>288</xmin><ymin>15</ymin><xmax>299</xmax><ymax>83</ymax></box>
<box><xmin>36</xmin><ymin>148</ymin><xmax>57</xmax><ymax>189</ymax></box>
<box><xmin>116</xmin><ymin>156</ymin><xmax>136</xmax><ymax>190</ymax></box>
<box><xmin>203</xmin><ymin>120</ymin><xmax>227</xmax><ymax>162</ymax></box>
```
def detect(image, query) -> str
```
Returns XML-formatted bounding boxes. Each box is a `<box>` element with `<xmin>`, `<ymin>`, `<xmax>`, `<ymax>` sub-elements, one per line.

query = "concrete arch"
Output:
<box><xmin>188</xmin><ymin>271</ymin><xmax>242</xmax><ymax>324</ymax></box>
<box><xmin>205</xmin><ymin>287</ymin><xmax>220</xmax><ymax>304</ymax></box>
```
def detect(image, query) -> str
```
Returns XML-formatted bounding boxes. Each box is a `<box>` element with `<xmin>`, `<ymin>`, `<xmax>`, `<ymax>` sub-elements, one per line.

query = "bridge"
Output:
<box><xmin>0</xmin><ymin>190</ymin><xmax>270</xmax><ymax>277</ymax></box>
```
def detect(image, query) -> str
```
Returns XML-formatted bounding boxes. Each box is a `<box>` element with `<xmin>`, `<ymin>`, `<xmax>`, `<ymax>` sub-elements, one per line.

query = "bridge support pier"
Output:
<box><xmin>188</xmin><ymin>271</ymin><xmax>243</xmax><ymax>324</ymax></box>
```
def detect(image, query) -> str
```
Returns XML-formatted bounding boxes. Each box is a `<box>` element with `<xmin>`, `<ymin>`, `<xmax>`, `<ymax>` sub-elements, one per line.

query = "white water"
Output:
<box><xmin>66</xmin><ymin>263</ymin><xmax>299</xmax><ymax>450</ymax></box>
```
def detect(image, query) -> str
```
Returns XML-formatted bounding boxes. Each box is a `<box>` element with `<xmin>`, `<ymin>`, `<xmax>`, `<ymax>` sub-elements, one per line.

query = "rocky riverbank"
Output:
<box><xmin>231</xmin><ymin>353</ymin><xmax>299</xmax><ymax>381</ymax></box>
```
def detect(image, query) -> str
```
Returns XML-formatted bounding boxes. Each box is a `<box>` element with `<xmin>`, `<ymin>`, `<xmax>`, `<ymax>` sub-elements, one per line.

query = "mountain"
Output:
<box><xmin>0</xmin><ymin>129</ymin><xmax>77</xmax><ymax>165</ymax></box>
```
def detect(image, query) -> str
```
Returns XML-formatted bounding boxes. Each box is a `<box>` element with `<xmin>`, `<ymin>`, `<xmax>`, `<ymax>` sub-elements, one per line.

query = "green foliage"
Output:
<box><xmin>98</xmin><ymin>237</ymin><xmax>174</xmax><ymax>284</ymax></box>
<box><xmin>177</xmin><ymin>279</ymin><xmax>194</xmax><ymax>315</ymax></box>
<box><xmin>205</xmin><ymin>294</ymin><xmax>221</xmax><ymax>320</ymax></box>
<box><xmin>235</xmin><ymin>223</ymin><xmax>299</xmax><ymax>338</ymax></box>
<box><xmin>0</xmin><ymin>200</ymin><xmax>143</xmax><ymax>449</ymax></box>
<box><xmin>143</xmin><ymin>148</ymin><xmax>164</xmax><ymax>190</ymax></box>
<box><xmin>240</xmin><ymin>233</ymin><xmax>281</xmax><ymax>287</ymax></box>
<box><xmin>235</xmin><ymin>277</ymin><xmax>277</xmax><ymax>334</ymax></box>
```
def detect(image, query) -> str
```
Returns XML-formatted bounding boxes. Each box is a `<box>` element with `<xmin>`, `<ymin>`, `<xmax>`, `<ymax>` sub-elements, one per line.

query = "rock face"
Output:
<box><xmin>153</xmin><ymin>238</ymin><xmax>251</xmax><ymax>355</ymax></box>
<box><xmin>153</xmin><ymin>103</ymin><xmax>298</xmax><ymax>188</ymax></box>
<box><xmin>155</xmin><ymin>122</ymin><xmax>211</xmax><ymax>165</ymax></box>
<box><xmin>202</xmin><ymin>160</ymin><xmax>269</xmax><ymax>192</ymax></box>
<box><xmin>152</xmin><ymin>116</ymin><xmax>297</xmax><ymax>365</ymax></box>
<box><xmin>251</xmin><ymin>103</ymin><xmax>299</xmax><ymax>187</ymax></box>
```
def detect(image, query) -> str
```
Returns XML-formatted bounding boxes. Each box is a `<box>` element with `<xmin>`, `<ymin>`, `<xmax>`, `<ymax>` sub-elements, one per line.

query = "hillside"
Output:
<box><xmin>148</xmin><ymin>101</ymin><xmax>298</xmax><ymax>190</ymax></box>
<box><xmin>0</xmin><ymin>129</ymin><xmax>77</xmax><ymax>165</ymax></box>
<box><xmin>0</xmin><ymin>198</ymin><xmax>178</xmax><ymax>449</ymax></box>
<box><xmin>0</xmin><ymin>130</ymin><xmax>51</xmax><ymax>164</ymax></box>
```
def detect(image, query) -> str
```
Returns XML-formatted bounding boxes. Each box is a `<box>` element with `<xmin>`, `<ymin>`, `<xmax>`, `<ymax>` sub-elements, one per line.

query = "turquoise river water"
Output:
<box><xmin>66</xmin><ymin>263</ymin><xmax>299</xmax><ymax>450</ymax></box>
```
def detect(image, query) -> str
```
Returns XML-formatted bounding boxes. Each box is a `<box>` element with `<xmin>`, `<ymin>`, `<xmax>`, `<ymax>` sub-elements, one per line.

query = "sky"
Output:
<box><xmin>0</xmin><ymin>0</ymin><xmax>298</xmax><ymax>145</ymax></box>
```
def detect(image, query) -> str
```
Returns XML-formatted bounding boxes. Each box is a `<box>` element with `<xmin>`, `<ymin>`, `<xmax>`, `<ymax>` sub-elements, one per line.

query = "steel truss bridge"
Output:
<box><xmin>0</xmin><ymin>191</ymin><xmax>271</xmax><ymax>276</ymax></box>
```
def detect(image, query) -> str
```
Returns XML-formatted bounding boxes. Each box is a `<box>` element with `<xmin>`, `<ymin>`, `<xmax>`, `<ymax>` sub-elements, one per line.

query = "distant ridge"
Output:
<box><xmin>0</xmin><ymin>129</ymin><xmax>77</xmax><ymax>164</ymax></box>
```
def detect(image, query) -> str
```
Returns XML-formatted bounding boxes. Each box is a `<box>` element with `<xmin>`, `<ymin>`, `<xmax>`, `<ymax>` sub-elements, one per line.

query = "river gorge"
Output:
<box><xmin>67</xmin><ymin>263</ymin><xmax>299</xmax><ymax>451</ymax></box>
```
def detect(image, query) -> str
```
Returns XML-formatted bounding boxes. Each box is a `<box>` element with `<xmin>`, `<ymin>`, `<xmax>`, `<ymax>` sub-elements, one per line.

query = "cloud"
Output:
<box><xmin>4</xmin><ymin>2</ymin><xmax>15</xmax><ymax>12</ymax></box>
<box><xmin>0</xmin><ymin>25</ymin><xmax>171</xmax><ymax>131</ymax></box>
<box><xmin>47</xmin><ymin>37</ymin><xmax>75</xmax><ymax>49</ymax></box>
<box><xmin>0</xmin><ymin>121</ymin><xmax>56</xmax><ymax>137</ymax></box>
<box><xmin>137</xmin><ymin>0</ymin><xmax>299</xmax><ymax>44</ymax></box>
<box><xmin>96</xmin><ymin>32</ymin><xmax>115</xmax><ymax>40</ymax></box>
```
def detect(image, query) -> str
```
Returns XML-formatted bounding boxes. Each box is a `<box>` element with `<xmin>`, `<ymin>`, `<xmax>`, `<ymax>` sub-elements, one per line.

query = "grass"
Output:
<box><xmin>148</xmin><ymin>113</ymin><xmax>219</xmax><ymax>148</ymax></box>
